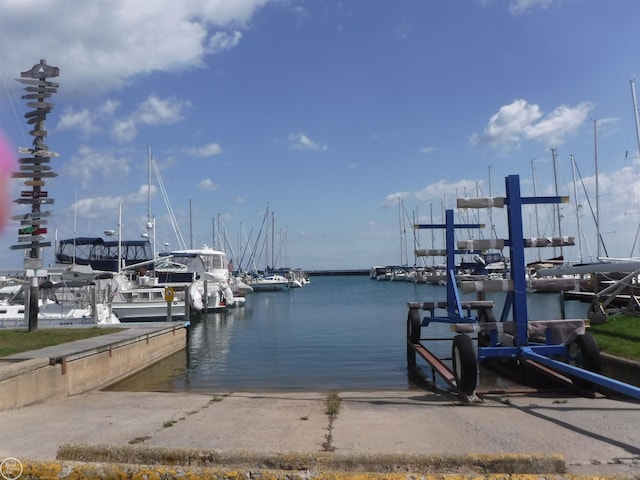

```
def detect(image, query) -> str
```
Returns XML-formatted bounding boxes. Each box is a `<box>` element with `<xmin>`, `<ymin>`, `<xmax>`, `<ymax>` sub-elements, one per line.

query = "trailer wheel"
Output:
<box><xmin>406</xmin><ymin>311</ymin><xmax>420</xmax><ymax>367</ymax></box>
<box><xmin>452</xmin><ymin>334</ymin><xmax>477</xmax><ymax>396</ymax></box>
<box><xmin>567</xmin><ymin>332</ymin><xmax>601</xmax><ymax>389</ymax></box>
<box><xmin>407</xmin><ymin>310</ymin><xmax>421</xmax><ymax>344</ymax></box>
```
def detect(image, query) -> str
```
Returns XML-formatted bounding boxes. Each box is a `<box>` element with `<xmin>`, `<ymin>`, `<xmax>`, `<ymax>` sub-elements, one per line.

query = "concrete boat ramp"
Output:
<box><xmin>0</xmin><ymin>324</ymin><xmax>639</xmax><ymax>479</ymax></box>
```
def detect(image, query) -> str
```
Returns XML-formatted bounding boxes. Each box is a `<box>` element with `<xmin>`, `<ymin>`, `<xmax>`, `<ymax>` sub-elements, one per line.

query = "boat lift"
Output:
<box><xmin>407</xmin><ymin>174</ymin><xmax>640</xmax><ymax>401</ymax></box>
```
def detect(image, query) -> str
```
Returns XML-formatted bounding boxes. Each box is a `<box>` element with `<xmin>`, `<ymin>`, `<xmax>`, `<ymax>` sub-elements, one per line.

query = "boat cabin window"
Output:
<box><xmin>203</xmin><ymin>254</ymin><xmax>225</xmax><ymax>270</ymax></box>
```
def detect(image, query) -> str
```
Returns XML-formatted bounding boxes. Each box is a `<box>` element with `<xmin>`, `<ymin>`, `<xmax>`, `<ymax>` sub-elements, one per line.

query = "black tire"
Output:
<box><xmin>407</xmin><ymin>310</ymin><xmax>421</xmax><ymax>344</ymax></box>
<box><xmin>407</xmin><ymin>311</ymin><xmax>420</xmax><ymax>368</ymax></box>
<box><xmin>452</xmin><ymin>334</ymin><xmax>477</xmax><ymax>396</ymax></box>
<box><xmin>567</xmin><ymin>332</ymin><xmax>601</xmax><ymax>389</ymax></box>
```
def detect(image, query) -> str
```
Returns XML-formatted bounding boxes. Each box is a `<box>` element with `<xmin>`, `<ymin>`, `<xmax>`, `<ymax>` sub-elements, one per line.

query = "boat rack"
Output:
<box><xmin>407</xmin><ymin>174</ymin><xmax>640</xmax><ymax>401</ymax></box>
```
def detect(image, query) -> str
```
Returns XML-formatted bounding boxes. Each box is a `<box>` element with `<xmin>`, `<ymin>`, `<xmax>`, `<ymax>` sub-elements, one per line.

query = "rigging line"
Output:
<box><xmin>573</xmin><ymin>158</ymin><xmax>608</xmax><ymax>257</ymax></box>
<box><xmin>0</xmin><ymin>63</ymin><xmax>29</xmax><ymax>147</ymax></box>
<box><xmin>151</xmin><ymin>152</ymin><xmax>186</xmax><ymax>250</ymax></box>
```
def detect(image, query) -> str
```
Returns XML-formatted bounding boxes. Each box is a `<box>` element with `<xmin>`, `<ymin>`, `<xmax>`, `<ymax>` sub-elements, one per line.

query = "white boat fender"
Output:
<box><xmin>189</xmin><ymin>283</ymin><xmax>204</xmax><ymax>312</ymax></box>
<box><xmin>223</xmin><ymin>284</ymin><xmax>235</xmax><ymax>306</ymax></box>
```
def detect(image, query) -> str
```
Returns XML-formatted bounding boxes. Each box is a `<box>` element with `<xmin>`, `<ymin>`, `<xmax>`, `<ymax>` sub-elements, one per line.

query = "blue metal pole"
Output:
<box><xmin>522</xmin><ymin>348</ymin><xmax>640</xmax><ymax>400</ymax></box>
<box><xmin>505</xmin><ymin>175</ymin><xmax>529</xmax><ymax>346</ymax></box>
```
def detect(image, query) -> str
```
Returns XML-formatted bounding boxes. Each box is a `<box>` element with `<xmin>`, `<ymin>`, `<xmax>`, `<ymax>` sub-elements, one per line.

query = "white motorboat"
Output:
<box><xmin>0</xmin><ymin>278</ymin><xmax>119</xmax><ymax>327</ymax></box>
<box><xmin>248</xmin><ymin>273</ymin><xmax>290</xmax><ymax>291</ymax></box>
<box><xmin>159</xmin><ymin>246</ymin><xmax>243</xmax><ymax>310</ymax></box>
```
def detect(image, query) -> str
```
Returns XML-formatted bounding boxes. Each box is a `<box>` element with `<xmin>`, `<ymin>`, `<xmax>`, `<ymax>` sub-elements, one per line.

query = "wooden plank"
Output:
<box><xmin>26</xmin><ymin>101</ymin><xmax>53</xmax><ymax>109</ymax></box>
<box><xmin>20</xmin><ymin>218</ymin><xmax>47</xmax><ymax>226</ymax></box>
<box><xmin>17</xmin><ymin>147</ymin><xmax>58</xmax><ymax>157</ymax></box>
<box><xmin>10</xmin><ymin>241</ymin><xmax>51</xmax><ymax>250</ymax></box>
<box><xmin>20</xmin><ymin>190</ymin><xmax>48</xmax><ymax>198</ymax></box>
<box><xmin>11</xmin><ymin>211</ymin><xmax>52</xmax><ymax>221</ymax></box>
<box><xmin>11</xmin><ymin>171</ymin><xmax>57</xmax><ymax>178</ymax></box>
<box><xmin>13</xmin><ymin>198</ymin><xmax>54</xmax><ymax>205</ymax></box>
<box><xmin>28</xmin><ymin>129</ymin><xmax>48</xmax><ymax>137</ymax></box>
<box><xmin>23</xmin><ymin>180</ymin><xmax>46</xmax><ymax>187</ymax></box>
<box><xmin>19</xmin><ymin>164</ymin><xmax>52</xmax><ymax>171</ymax></box>
<box><xmin>18</xmin><ymin>157</ymin><xmax>50</xmax><ymax>164</ymax></box>
<box><xmin>22</xmin><ymin>93</ymin><xmax>53</xmax><ymax>100</ymax></box>
<box><xmin>20</xmin><ymin>62</ymin><xmax>59</xmax><ymax>79</ymax></box>
<box><xmin>15</xmin><ymin>78</ymin><xmax>52</xmax><ymax>86</ymax></box>
<box><xmin>24</xmin><ymin>85</ymin><xmax>57</xmax><ymax>93</ymax></box>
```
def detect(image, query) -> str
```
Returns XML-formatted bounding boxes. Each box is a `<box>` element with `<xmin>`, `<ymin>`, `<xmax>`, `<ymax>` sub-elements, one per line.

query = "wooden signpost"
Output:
<box><xmin>10</xmin><ymin>59</ymin><xmax>59</xmax><ymax>332</ymax></box>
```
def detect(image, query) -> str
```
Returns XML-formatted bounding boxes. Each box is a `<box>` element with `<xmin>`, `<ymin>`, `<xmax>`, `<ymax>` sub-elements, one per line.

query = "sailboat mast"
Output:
<box><xmin>531</xmin><ymin>159</ymin><xmax>541</xmax><ymax>262</ymax></box>
<box><xmin>570</xmin><ymin>154</ymin><xmax>584</xmax><ymax>262</ymax></box>
<box><xmin>551</xmin><ymin>148</ymin><xmax>563</xmax><ymax>258</ymax></box>
<box><xmin>594</xmin><ymin>120</ymin><xmax>601</xmax><ymax>259</ymax></box>
<box><xmin>630</xmin><ymin>79</ymin><xmax>640</xmax><ymax>160</ymax></box>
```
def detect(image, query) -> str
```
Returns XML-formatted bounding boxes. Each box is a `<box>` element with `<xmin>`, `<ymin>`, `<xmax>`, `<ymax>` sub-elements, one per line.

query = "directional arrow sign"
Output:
<box><xmin>17</xmin><ymin>147</ymin><xmax>59</xmax><ymax>157</ymax></box>
<box><xmin>14</xmin><ymin>198</ymin><xmax>55</xmax><ymax>205</ymax></box>
<box><xmin>11</xmin><ymin>171</ymin><xmax>57</xmax><ymax>178</ymax></box>
<box><xmin>18</xmin><ymin>157</ymin><xmax>50</xmax><ymax>164</ymax></box>
<box><xmin>26</xmin><ymin>101</ymin><xmax>53</xmax><ymax>109</ymax></box>
<box><xmin>20</xmin><ymin>164</ymin><xmax>52</xmax><ymax>171</ymax></box>
<box><xmin>22</xmin><ymin>93</ymin><xmax>53</xmax><ymax>100</ymax></box>
<box><xmin>28</xmin><ymin>129</ymin><xmax>48</xmax><ymax>137</ymax></box>
<box><xmin>25</xmin><ymin>85</ymin><xmax>57</xmax><ymax>93</ymax></box>
<box><xmin>20</xmin><ymin>218</ymin><xmax>47</xmax><ymax>226</ymax></box>
<box><xmin>17</xmin><ymin>235</ymin><xmax>46</xmax><ymax>242</ymax></box>
<box><xmin>10</xmin><ymin>241</ymin><xmax>51</xmax><ymax>250</ymax></box>
<box><xmin>16</xmin><ymin>78</ymin><xmax>59</xmax><ymax>87</ymax></box>
<box><xmin>21</xmin><ymin>190</ymin><xmax>48</xmax><ymax>198</ymax></box>
<box><xmin>23</xmin><ymin>180</ymin><xmax>46</xmax><ymax>187</ymax></box>
<box><xmin>11</xmin><ymin>211</ymin><xmax>52</xmax><ymax>221</ymax></box>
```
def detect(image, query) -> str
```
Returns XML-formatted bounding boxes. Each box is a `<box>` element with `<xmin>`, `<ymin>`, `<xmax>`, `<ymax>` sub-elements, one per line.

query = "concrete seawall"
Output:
<box><xmin>0</xmin><ymin>323</ymin><xmax>187</xmax><ymax>410</ymax></box>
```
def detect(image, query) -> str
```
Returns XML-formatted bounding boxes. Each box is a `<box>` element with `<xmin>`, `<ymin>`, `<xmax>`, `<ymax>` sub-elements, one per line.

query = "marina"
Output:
<box><xmin>106</xmin><ymin>274</ymin><xmax>594</xmax><ymax>393</ymax></box>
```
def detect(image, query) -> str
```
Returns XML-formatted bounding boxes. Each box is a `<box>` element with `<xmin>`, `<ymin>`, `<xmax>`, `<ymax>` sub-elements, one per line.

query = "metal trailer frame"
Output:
<box><xmin>408</xmin><ymin>174</ymin><xmax>640</xmax><ymax>401</ymax></box>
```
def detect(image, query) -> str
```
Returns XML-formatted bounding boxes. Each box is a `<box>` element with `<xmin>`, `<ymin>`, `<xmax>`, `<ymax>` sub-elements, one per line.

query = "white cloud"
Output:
<box><xmin>415</xmin><ymin>179</ymin><xmax>481</xmax><ymax>203</ymax></box>
<box><xmin>135</xmin><ymin>94</ymin><xmax>190</xmax><ymax>126</ymax></box>
<box><xmin>508</xmin><ymin>0</ymin><xmax>559</xmax><ymax>15</ymax></box>
<box><xmin>56</xmin><ymin>107</ymin><xmax>98</xmax><ymax>137</ymax></box>
<box><xmin>382</xmin><ymin>191</ymin><xmax>412</xmax><ymax>208</ymax></box>
<box><xmin>470</xmin><ymin>99</ymin><xmax>593</xmax><ymax>151</ymax></box>
<box><xmin>208</xmin><ymin>31</ymin><xmax>243</xmax><ymax>54</ymax></box>
<box><xmin>112</xmin><ymin>118</ymin><xmax>137</xmax><ymax>144</ymax></box>
<box><xmin>288</xmin><ymin>132</ymin><xmax>328</xmax><ymax>151</ymax></box>
<box><xmin>64</xmin><ymin>146</ymin><xmax>130</xmax><ymax>188</ymax></box>
<box><xmin>187</xmin><ymin>143</ymin><xmax>223</xmax><ymax>157</ymax></box>
<box><xmin>419</xmin><ymin>147</ymin><xmax>436</xmax><ymax>155</ymax></box>
<box><xmin>198</xmin><ymin>179</ymin><xmax>219</xmax><ymax>190</ymax></box>
<box><xmin>109</xmin><ymin>95</ymin><xmax>190</xmax><ymax>144</ymax></box>
<box><xmin>0</xmin><ymin>0</ymin><xmax>272</xmax><ymax>96</ymax></box>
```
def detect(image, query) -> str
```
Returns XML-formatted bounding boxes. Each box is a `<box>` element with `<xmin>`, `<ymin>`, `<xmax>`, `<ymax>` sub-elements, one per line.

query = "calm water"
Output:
<box><xmin>108</xmin><ymin>275</ymin><xmax>588</xmax><ymax>393</ymax></box>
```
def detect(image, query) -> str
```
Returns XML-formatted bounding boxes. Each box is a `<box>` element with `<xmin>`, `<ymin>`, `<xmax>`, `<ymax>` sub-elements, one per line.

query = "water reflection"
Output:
<box><xmin>106</xmin><ymin>277</ymin><xmax>590</xmax><ymax>393</ymax></box>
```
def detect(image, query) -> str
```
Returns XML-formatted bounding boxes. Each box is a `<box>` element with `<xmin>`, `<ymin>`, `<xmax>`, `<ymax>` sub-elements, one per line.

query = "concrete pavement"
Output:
<box><xmin>0</xmin><ymin>389</ymin><xmax>639</xmax><ymax>477</ymax></box>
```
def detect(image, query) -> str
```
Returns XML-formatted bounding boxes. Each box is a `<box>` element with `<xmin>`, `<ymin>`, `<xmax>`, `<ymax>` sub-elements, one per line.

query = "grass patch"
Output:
<box><xmin>590</xmin><ymin>315</ymin><xmax>640</xmax><ymax>361</ymax></box>
<box><xmin>0</xmin><ymin>327</ymin><xmax>124</xmax><ymax>357</ymax></box>
<box><xmin>325</xmin><ymin>391</ymin><xmax>340</xmax><ymax>416</ymax></box>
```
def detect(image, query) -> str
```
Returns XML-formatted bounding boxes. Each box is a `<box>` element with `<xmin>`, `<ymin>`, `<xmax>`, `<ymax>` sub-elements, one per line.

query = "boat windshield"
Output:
<box><xmin>201</xmin><ymin>253</ymin><xmax>226</xmax><ymax>270</ymax></box>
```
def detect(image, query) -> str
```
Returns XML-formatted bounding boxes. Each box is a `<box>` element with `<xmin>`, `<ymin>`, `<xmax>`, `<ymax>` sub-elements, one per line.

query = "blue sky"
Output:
<box><xmin>2</xmin><ymin>0</ymin><xmax>640</xmax><ymax>271</ymax></box>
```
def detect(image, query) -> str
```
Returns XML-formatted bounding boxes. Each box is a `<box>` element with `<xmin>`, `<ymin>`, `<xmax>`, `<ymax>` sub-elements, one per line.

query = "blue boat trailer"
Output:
<box><xmin>407</xmin><ymin>174</ymin><xmax>640</xmax><ymax>401</ymax></box>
